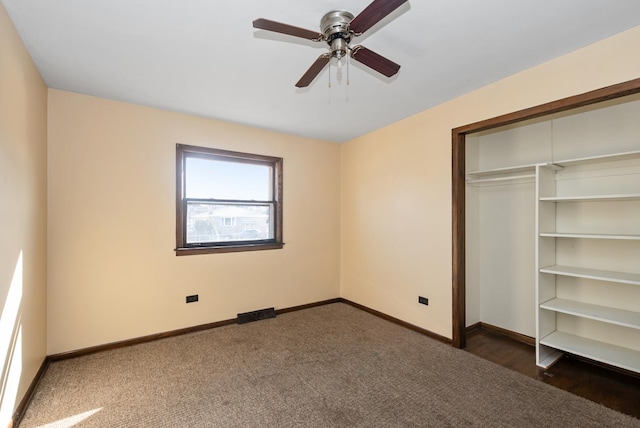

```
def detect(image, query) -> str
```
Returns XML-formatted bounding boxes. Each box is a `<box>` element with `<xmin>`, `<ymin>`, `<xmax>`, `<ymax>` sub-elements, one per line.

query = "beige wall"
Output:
<box><xmin>340</xmin><ymin>26</ymin><xmax>640</xmax><ymax>339</ymax></box>
<box><xmin>47</xmin><ymin>90</ymin><xmax>340</xmax><ymax>354</ymax></box>
<box><xmin>0</xmin><ymin>3</ymin><xmax>48</xmax><ymax>425</ymax></box>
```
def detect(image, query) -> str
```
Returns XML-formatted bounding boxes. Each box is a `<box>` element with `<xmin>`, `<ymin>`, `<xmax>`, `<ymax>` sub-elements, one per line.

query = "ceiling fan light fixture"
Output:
<box><xmin>331</xmin><ymin>38</ymin><xmax>348</xmax><ymax>59</ymax></box>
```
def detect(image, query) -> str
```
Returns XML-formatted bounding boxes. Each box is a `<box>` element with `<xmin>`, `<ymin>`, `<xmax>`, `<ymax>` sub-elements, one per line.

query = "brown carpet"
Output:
<box><xmin>19</xmin><ymin>303</ymin><xmax>640</xmax><ymax>427</ymax></box>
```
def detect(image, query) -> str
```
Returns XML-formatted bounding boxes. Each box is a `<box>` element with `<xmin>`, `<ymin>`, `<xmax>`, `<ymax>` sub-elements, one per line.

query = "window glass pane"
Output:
<box><xmin>185</xmin><ymin>157</ymin><xmax>272</xmax><ymax>200</ymax></box>
<box><xmin>186</xmin><ymin>203</ymin><xmax>273</xmax><ymax>244</ymax></box>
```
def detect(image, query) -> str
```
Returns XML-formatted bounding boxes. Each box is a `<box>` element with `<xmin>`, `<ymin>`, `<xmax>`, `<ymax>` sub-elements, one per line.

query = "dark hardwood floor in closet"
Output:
<box><xmin>465</xmin><ymin>329</ymin><xmax>640</xmax><ymax>419</ymax></box>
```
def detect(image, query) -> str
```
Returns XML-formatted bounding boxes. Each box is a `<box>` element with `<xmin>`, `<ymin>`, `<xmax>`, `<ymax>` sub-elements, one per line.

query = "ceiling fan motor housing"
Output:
<box><xmin>321</xmin><ymin>10</ymin><xmax>354</xmax><ymax>59</ymax></box>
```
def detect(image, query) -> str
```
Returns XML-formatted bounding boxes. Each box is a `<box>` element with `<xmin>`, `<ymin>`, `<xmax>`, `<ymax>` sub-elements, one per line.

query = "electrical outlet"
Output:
<box><xmin>186</xmin><ymin>294</ymin><xmax>199</xmax><ymax>303</ymax></box>
<box><xmin>418</xmin><ymin>296</ymin><xmax>428</xmax><ymax>306</ymax></box>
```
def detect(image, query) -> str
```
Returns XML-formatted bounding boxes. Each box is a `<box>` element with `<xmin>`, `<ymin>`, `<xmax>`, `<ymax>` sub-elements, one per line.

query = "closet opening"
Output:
<box><xmin>452</xmin><ymin>77</ymin><xmax>640</xmax><ymax>351</ymax></box>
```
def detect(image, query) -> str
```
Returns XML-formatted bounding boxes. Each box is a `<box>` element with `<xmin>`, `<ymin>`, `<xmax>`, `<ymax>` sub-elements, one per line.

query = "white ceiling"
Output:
<box><xmin>4</xmin><ymin>0</ymin><xmax>640</xmax><ymax>143</ymax></box>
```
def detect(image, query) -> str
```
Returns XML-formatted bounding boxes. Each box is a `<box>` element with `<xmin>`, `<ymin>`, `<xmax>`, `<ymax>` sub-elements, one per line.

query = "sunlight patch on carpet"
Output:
<box><xmin>36</xmin><ymin>408</ymin><xmax>102</xmax><ymax>428</ymax></box>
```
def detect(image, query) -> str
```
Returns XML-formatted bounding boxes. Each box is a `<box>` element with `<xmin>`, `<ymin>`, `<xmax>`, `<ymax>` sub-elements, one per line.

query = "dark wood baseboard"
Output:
<box><xmin>466</xmin><ymin>322</ymin><xmax>535</xmax><ymax>346</ymax></box>
<box><xmin>48</xmin><ymin>318</ymin><xmax>238</xmax><ymax>362</ymax></box>
<box><xmin>11</xmin><ymin>357</ymin><xmax>50</xmax><ymax>428</ymax></box>
<box><xmin>339</xmin><ymin>298</ymin><xmax>452</xmax><ymax>344</ymax></box>
<box><xmin>465</xmin><ymin>322</ymin><xmax>482</xmax><ymax>336</ymax></box>
<box><xmin>49</xmin><ymin>298</ymin><xmax>343</xmax><ymax>362</ymax></box>
<box><xmin>276</xmin><ymin>298</ymin><xmax>342</xmax><ymax>315</ymax></box>
<box><xmin>49</xmin><ymin>298</ymin><xmax>451</xmax><ymax>362</ymax></box>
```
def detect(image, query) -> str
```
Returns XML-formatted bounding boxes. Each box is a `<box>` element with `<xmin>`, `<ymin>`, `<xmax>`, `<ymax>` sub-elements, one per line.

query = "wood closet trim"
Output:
<box><xmin>451</xmin><ymin>77</ymin><xmax>640</xmax><ymax>349</ymax></box>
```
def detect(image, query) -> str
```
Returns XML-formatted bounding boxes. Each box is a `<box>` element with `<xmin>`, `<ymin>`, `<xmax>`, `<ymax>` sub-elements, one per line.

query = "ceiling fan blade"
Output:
<box><xmin>351</xmin><ymin>46</ymin><xmax>400</xmax><ymax>78</ymax></box>
<box><xmin>253</xmin><ymin>18</ymin><xmax>323</xmax><ymax>41</ymax></box>
<box><xmin>295</xmin><ymin>54</ymin><xmax>331</xmax><ymax>88</ymax></box>
<box><xmin>349</xmin><ymin>0</ymin><xmax>408</xmax><ymax>35</ymax></box>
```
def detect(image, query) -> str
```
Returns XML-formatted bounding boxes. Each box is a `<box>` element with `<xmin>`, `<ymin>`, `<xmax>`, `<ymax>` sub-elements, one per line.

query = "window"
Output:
<box><xmin>222</xmin><ymin>217</ymin><xmax>236</xmax><ymax>227</ymax></box>
<box><xmin>176</xmin><ymin>144</ymin><xmax>283</xmax><ymax>255</ymax></box>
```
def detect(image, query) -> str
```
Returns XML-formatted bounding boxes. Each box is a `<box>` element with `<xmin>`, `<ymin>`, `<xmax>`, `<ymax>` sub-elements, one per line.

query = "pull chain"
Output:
<box><xmin>327</xmin><ymin>57</ymin><xmax>332</xmax><ymax>105</ymax></box>
<box><xmin>346</xmin><ymin>53</ymin><xmax>350</xmax><ymax>86</ymax></box>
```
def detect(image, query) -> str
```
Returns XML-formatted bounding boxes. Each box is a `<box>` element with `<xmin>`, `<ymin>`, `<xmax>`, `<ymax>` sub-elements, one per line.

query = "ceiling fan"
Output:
<box><xmin>253</xmin><ymin>0</ymin><xmax>408</xmax><ymax>88</ymax></box>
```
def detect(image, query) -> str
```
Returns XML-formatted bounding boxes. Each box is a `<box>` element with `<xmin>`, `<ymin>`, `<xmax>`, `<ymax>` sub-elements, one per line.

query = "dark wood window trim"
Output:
<box><xmin>451</xmin><ymin>77</ymin><xmax>640</xmax><ymax>349</ymax></box>
<box><xmin>175</xmin><ymin>144</ymin><xmax>284</xmax><ymax>255</ymax></box>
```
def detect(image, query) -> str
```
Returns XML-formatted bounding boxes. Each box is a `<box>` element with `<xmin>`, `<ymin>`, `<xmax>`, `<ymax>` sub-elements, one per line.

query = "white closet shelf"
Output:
<box><xmin>466</xmin><ymin>164</ymin><xmax>537</xmax><ymax>177</ymax></box>
<box><xmin>540</xmin><ymin>298</ymin><xmax>640</xmax><ymax>330</ymax></box>
<box><xmin>466</xmin><ymin>174</ymin><xmax>535</xmax><ymax>184</ymax></box>
<box><xmin>539</xmin><ymin>265</ymin><xmax>640</xmax><ymax>286</ymax></box>
<box><xmin>539</xmin><ymin>194</ymin><xmax>640</xmax><ymax>202</ymax></box>
<box><xmin>539</xmin><ymin>232</ymin><xmax>640</xmax><ymax>240</ymax></box>
<box><xmin>540</xmin><ymin>331</ymin><xmax>640</xmax><ymax>373</ymax></box>
<box><xmin>548</xmin><ymin>149</ymin><xmax>640</xmax><ymax>168</ymax></box>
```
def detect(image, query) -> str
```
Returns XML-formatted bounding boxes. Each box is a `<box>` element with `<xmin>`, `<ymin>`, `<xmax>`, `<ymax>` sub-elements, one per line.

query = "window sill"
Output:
<box><xmin>175</xmin><ymin>242</ymin><xmax>284</xmax><ymax>256</ymax></box>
